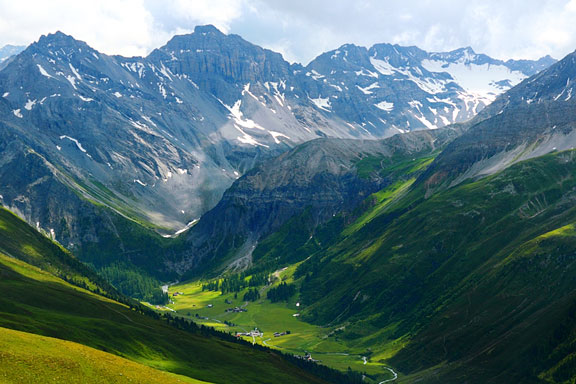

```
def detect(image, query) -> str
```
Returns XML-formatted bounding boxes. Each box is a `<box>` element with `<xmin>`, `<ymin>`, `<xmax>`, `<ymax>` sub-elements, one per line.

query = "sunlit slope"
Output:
<box><xmin>0</xmin><ymin>326</ymin><xmax>209</xmax><ymax>384</ymax></box>
<box><xmin>0</xmin><ymin>208</ymin><xmax>328</xmax><ymax>384</ymax></box>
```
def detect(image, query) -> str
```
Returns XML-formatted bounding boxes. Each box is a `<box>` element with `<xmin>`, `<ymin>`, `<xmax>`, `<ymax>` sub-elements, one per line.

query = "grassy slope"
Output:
<box><xmin>294</xmin><ymin>149</ymin><xmax>576</xmax><ymax>382</ymax></box>
<box><xmin>0</xmin><ymin>209</ymin><xmax>329</xmax><ymax>384</ymax></box>
<box><xmin>0</xmin><ymin>326</ymin><xmax>208</xmax><ymax>384</ymax></box>
<box><xmin>0</xmin><ymin>207</ymin><xmax>116</xmax><ymax>295</ymax></box>
<box><xmin>250</xmin><ymin>152</ymin><xmax>436</xmax><ymax>275</ymax></box>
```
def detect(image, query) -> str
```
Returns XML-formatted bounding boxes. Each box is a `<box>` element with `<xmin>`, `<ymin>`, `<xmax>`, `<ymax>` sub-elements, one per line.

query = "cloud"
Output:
<box><xmin>0</xmin><ymin>0</ymin><xmax>575</xmax><ymax>63</ymax></box>
<box><xmin>0</xmin><ymin>0</ymin><xmax>245</xmax><ymax>57</ymax></box>
<box><xmin>244</xmin><ymin>0</ymin><xmax>576</xmax><ymax>63</ymax></box>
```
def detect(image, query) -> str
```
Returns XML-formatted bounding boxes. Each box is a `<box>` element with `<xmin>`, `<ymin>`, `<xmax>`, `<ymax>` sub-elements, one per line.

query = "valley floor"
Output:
<box><xmin>159</xmin><ymin>265</ymin><xmax>399</xmax><ymax>384</ymax></box>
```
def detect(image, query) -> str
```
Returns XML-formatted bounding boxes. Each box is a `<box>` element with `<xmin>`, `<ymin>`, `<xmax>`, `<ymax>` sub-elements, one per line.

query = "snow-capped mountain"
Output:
<box><xmin>0</xmin><ymin>26</ymin><xmax>554</xmax><ymax>250</ymax></box>
<box><xmin>302</xmin><ymin>44</ymin><xmax>555</xmax><ymax>135</ymax></box>
<box><xmin>420</xmin><ymin>50</ymin><xmax>576</xmax><ymax>195</ymax></box>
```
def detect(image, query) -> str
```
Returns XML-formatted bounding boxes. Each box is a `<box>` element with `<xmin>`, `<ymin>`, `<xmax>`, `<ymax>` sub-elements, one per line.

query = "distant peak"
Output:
<box><xmin>36</xmin><ymin>31</ymin><xmax>85</xmax><ymax>48</ymax></box>
<box><xmin>42</xmin><ymin>31</ymin><xmax>74</xmax><ymax>41</ymax></box>
<box><xmin>193</xmin><ymin>25</ymin><xmax>225</xmax><ymax>35</ymax></box>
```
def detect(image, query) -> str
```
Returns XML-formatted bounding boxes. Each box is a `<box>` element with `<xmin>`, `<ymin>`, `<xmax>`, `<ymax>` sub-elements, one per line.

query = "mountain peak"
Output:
<box><xmin>193</xmin><ymin>24</ymin><xmax>225</xmax><ymax>36</ymax></box>
<box><xmin>38</xmin><ymin>31</ymin><xmax>76</xmax><ymax>44</ymax></box>
<box><xmin>32</xmin><ymin>31</ymin><xmax>92</xmax><ymax>54</ymax></box>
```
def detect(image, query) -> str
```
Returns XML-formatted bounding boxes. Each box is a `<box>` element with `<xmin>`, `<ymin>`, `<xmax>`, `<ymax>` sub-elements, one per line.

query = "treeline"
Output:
<box><xmin>99</xmin><ymin>263</ymin><xmax>168</xmax><ymax>305</ymax></box>
<box><xmin>243</xmin><ymin>288</ymin><xmax>261</xmax><ymax>302</ymax></box>
<box><xmin>158</xmin><ymin>312</ymin><xmax>365</xmax><ymax>384</ymax></box>
<box><xmin>202</xmin><ymin>272</ymin><xmax>268</xmax><ymax>294</ymax></box>
<box><xmin>267</xmin><ymin>282</ymin><xmax>296</xmax><ymax>302</ymax></box>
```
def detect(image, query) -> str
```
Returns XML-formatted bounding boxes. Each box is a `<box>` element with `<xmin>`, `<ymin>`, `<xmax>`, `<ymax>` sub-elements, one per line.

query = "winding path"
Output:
<box><xmin>379</xmin><ymin>367</ymin><xmax>398</xmax><ymax>383</ymax></box>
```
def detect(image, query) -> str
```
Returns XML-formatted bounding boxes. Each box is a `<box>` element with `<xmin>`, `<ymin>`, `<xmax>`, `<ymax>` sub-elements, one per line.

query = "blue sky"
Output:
<box><xmin>0</xmin><ymin>0</ymin><xmax>575</xmax><ymax>63</ymax></box>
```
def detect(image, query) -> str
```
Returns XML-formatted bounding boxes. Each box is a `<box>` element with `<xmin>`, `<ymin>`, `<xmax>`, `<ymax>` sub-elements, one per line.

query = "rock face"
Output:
<box><xmin>173</xmin><ymin>127</ymin><xmax>462</xmax><ymax>274</ymax></box>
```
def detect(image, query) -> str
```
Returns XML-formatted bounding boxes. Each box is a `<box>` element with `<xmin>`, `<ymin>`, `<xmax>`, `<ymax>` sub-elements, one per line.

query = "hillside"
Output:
<box><xmin>0</xmin><ymin>327</ymin><xmax>208</xmax><ymax>384</ymax></box>
<box><xmin>290</xmin><ymin>149</ymin><xmax>576</xmax><ymax>382</ymax></box>
<box><xmin>172</xmin><ymin>148</ymin><xmax>576</xmax><ymax>383</ymax></box>
<box><xmin>0</xmin><ymin>207</ymin><xmax>341</xmax><ymax>384</ymax></box>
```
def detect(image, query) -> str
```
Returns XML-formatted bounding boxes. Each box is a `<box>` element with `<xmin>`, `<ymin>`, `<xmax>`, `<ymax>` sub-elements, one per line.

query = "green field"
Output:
<box><xmin>166</xmin><ymin>265</ymin><xmax>399</xmax><ymax>383</ymax></box>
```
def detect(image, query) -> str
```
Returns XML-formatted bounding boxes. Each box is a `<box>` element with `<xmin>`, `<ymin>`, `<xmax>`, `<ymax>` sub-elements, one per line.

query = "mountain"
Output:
<box><xmin>303</xmin><ymin>44</ymin><xmax>554</xmax><ymax>135</ymax></box>
<box><xmin>291</xmin><ymin>149</ymin><xmax>576</xmax><ymax>383</ymax></box>
<box><xmin>0</xmin><ymin>26</ymin><xmax>554</xmax><ymax>298</ymax></box>
<box><xmin>0</xmin><ymin>206</ymin><xmax>340</xmax><ymax>384</ymax></box>
<box><xmin>420</xmin><ymin>50</ymin><xmax>576</xmax><ymax>195</ymax></box>
<box><xmin>0</xmin><ymin>44</ymin><xmax>25</xmax><ymax>65</ymax></box>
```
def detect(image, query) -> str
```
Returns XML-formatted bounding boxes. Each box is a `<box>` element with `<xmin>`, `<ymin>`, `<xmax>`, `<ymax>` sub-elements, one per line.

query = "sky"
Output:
<box><xmin>1</xmin><ymin>0</ymin><xmax>576</xmax><ymax>64</ymax></box>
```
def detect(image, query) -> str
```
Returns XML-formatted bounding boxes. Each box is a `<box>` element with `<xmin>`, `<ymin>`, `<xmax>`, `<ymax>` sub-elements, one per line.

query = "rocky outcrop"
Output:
<box><xmin>173</xmin><ymin>127</ymin><xmax>462</xmax><ymax>274</ymax></box>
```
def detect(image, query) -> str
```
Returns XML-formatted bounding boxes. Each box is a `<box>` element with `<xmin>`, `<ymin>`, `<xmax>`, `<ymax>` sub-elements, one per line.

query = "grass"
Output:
<box><xmin>342</xmin><ymin>178</ymin><xmax>415</xmax><ymax>236</ymax></box>
<box><xmin>0</xmin><ymin>252</ymin><xmax>330</xmax><ymax>384</ymax></box>
<box><xmin>0</xmin><ymin>326</ymin><xmax>209</xmax><ymax>384</ymax></box>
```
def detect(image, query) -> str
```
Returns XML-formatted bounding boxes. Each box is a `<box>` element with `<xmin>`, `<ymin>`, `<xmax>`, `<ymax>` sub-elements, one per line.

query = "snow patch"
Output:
<box><xmin>113</xmin><ymin>91</ymin><xmax>122</xmax><ymax>98</ymax></box>
<box><xmin>370</xmin><ymin>58</ymin><xmax>395</xmax><ymax>75</ymax></box>
<box><xmin>234</xmin><ymin>124</ymin><xmax>269</xmax><ymax>148</ymax></box>
<box><xmin>66</xmin><ymin>75</ymin><xmax>77</xmax><ymax>89</ymax></box>
<box><xmin>78</xmin><ymin>95</ymin><xmax>93</xmax><ymax>102</ymax></box>
<box><xmin>309</xmin><ymin>96</ymin><xmax>331</xmax><ymax>112</ymax></box>
<box><xmin>164</xmin><ymin>219</ymin><xmax>199</xmax><ymax>238</ymax></box>
<box><xmin>421</xmin><ymin>59</ymin><xmax>526</xmax><ymax>101</ymax></box>
<box><xmin>24</xmin><ymin>99</ymin><xmax>37</xmax><ymax>111</ymax></box>
<box><xmin>59</xmin><ymin>135</ymin><xmax>87</xmax><ymax>153</ymax></box>
<box><xmin>224</xmin><ymin>100</ymin><xmax>265</xmax><ymax>130</ymax></box>
<box><xmin>37</xmin><ymin>64</ymin><xmax>53</xmax><ymax>78</ymax></box>
<box><xmin>269</xmin><ymin>131</ymin><xmax>290</xmax><ymax>144</ymax></box>
<box><xmin>374</xmin><ymin>101</ymin><xmax>394</xmax><ymax>112</ymax></box>
<box><xmin>357</xmin><ymin>82</ymin><xmax>379</xmax><ymax>95</ymax></box>
<box><xmin>69</xmin><ymin>63</ymin><xmax>81</xmax><ymax>80</ymax></box>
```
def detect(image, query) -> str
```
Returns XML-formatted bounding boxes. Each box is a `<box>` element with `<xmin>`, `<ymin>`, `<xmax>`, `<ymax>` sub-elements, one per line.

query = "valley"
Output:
<box><xmin>163</xmin><ymin>267</ymin><xmax>400</xmax><ymax>383</ymax></box>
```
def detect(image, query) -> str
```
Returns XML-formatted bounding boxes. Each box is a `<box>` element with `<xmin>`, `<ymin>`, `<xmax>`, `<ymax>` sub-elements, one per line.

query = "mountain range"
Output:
<box><xmin>0</xmin><ymin>26</ymin><xmax>554</xmax><ymax>288</ymax></box>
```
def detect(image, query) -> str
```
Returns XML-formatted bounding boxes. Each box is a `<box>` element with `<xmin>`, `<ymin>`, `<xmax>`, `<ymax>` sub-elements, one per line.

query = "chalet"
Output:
<box><xmin>225</xmin><ymin>306</ymin><xmax>247</xmax><ymax>313</ymax></box>
<box><xmin>236</xmin><ymin>328</ymin><xmax>263</xmax><ymax>338</ymax></box>
<box><xmin>297</xmin><ymin>353</ymin><xmax>319</xmax><ymax>362</ymax></box>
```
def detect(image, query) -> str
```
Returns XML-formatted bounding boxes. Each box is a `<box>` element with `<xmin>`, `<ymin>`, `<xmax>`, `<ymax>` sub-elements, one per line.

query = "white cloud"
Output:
<box><xmin>0</xmin><ymin>0</ymin><xmax>245</xmax><ymax>57</ymax></box>
<box><xmin>0</xmin><ymin>0</ymin><xmax>575</xmax><ymax>63</ymax></box>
